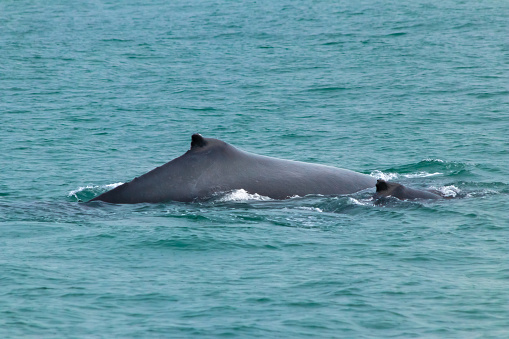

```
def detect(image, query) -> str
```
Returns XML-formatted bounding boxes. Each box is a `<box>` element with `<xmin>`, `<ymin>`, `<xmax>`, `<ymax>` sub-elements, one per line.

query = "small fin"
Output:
<box><xmin>191</xmin><ymin>133</ymin><xmax>207</xmax><ymax>149</ymax></box>
<box><xmin>376</xmin><ymin>179</ymin><xmax>388</xmax><ymax>192</ymax></box>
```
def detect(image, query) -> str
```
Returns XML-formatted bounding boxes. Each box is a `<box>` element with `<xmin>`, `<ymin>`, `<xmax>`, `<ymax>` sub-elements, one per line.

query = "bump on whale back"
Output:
<box><xmin>376</xmin><ymin>179</ymin><xmax>389</xmax><ymax>193</ymax></box>
<box><xmin>375</xmin><ymin>179</ymin><xmax>442</xmax><ymax>200</ymax></box>
<box><xmin>188</xmin><ymin>134</ymin><xmax>233</xmax><ymax>155</ymax></box>
<box><xmin>191</xmin><ymin>133</ymin><xmax>207</xmax><ymax>149</ymax></box>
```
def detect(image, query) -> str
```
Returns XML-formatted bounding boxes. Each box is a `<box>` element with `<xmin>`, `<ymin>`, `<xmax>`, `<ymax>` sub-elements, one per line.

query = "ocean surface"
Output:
<box><xmin>1</xmin><ymin>0</ymin><xmax>508</xmax><ymax>337</ymax></box>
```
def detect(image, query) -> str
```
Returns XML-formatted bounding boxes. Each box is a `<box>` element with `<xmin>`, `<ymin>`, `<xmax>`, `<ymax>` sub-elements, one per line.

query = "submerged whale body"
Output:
<box><xmin>375</xmin><ymin>179</ymin><xmax>442</xmax><ymax>200</ymax></box>
<box><xmin>90</xmin><ymin>134</ymin><xmax>377</xmax><ymax>204</ymax></box>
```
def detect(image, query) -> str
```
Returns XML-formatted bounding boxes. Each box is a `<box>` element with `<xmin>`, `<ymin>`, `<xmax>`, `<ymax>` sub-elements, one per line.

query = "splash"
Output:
<box><xmin>370</xmin><ymin>170</ymin><xmax>399</xmax><ymax>181</ymax></box>
<box><xmin>371</xmin><ymin>170</ymin><xmax>442</xmax><ymax>180</ymax></box>
<box><xmin>68</xmin><ymin>182</ymin><xmax>123</xmax><ymax>199</ymax></box>
<box><xmin>348</xmin><ymin>197</ymin><xmax>372</xmax><ymax>206</ymax></box>
<box><xmin>430</xmin><ymin>185</ymin><xmax>461</xmax><ymax>198</ymax></box>
<box><xmin>216</xmin><ymin>189</ymin><xmax>272</xmax><ymax>202</ymax></box>
<box><xmin>403</xmin><ymin>172</ymin><xmax>442</xmax><ymax>178</ymax></box>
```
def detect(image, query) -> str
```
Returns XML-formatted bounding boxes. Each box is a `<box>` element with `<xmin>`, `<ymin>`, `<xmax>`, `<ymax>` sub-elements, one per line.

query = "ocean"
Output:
<box><xmin>1</xmin><ymin>0</ymin><xmax>508</xmax><ymax>337</ymax></box>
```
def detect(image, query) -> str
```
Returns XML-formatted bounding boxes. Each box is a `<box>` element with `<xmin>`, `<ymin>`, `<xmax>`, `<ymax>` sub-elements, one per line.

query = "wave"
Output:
<box><xmin>430</xmin><ymin>185</ymin><xmax>462</xmax><ymax>198</ymax></box>
<box><xmin>68</xmin><ymin>183</ymin><xmax>123</xmax><ymax>202</ymax></box>
<box><xmin>370</xmin><ymin>170</ymin><xmax>442</xmax><ymax>181</ymax></box>
<box><xmin>296</xmin><ymin>206</ymin><xmax>324</xmax><ymax>212</ymax></box>
<box><xmin>370</xmin><ymin>158</ymin><xmax>495</xmax><ymax>182</ymax></box>
<box><xmin>403</xmin><ymin>172</ymin><xmax>443</xmax><ymax>178</ymax></box>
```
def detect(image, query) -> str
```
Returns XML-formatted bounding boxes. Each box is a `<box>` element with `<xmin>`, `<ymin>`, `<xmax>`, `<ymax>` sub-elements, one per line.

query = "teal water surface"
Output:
<box><xmin>1</xmin><ymin>0</ymin><xmax>508</xmax><ymax>337</ymax></box>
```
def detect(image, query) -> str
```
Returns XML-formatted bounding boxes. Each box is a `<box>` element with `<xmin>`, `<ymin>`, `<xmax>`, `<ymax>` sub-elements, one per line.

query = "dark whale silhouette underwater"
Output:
<box><xmin>374</xmin><ymin>179</ymin><xmax>443</xmax><ymax>200</ymax></box>
<box><xmin>90</xmin><ymin>134</ymin><xmax>444</xmax><ymax>204</ymax></box>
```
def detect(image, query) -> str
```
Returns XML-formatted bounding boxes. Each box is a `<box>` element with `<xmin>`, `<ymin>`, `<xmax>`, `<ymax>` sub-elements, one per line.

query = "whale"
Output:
<box><xmin>90</xmin><ymin>134</ymin><xmax>377</xmax><ymax>204</ymax></box>
<box><xmin>374</xmin><ymin>179</ymin><xmax>442</xmax><ymax>200</ymax></box>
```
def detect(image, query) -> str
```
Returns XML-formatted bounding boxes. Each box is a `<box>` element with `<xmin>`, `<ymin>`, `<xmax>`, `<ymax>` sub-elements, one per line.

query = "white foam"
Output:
<box><xmin>68</xmin><ymin>182</ymin><xmax>123</xmax><ymax>197</ymax></box>
<box><xmin>348</xmin><ymin>197</ymin><xmax>372</xmax><ymax>206</ymax></box>
<box><xmin>297</xmin><ymin>206</ymin><xmax>323</xmax><ymax>212</ymax></box>
<box><xmin>403</xmin><ymin>172</ymin><xmax>442</xmax><ymax>178</ymax></box>
<box><xmin>371</xmin><ymin>170</ymin><xmax>442</xmax><ymax>180</ymax></box>
<box><xmin>216</xmin><ymin>189</ymin><xmax>272</xmax><ymax>202</ymax></box>
<box><xmin>370</xmin><ymin>170</ymin><xmax>399</xmax><ymax>181</ymax></box>
<box><xmin>423</xmin><ymin>158</ymin><xmax>445</xmax><ymax>163</ymax></box>
<box><xmin>430</xmin><ymin>185</ymin><xmax>461</xmax><ymax>198</ymax></box>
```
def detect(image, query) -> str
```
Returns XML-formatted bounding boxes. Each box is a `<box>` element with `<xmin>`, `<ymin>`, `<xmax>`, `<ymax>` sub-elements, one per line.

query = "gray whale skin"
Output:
<box><xmin>90</xmin><ymin>134</ymin><xmax>377</xmax><ymax>203</ymax></box>
<box><xmin>375</xmin><ymin>179</ymin><xmax>442</xmax><ymax>200</ymax></box>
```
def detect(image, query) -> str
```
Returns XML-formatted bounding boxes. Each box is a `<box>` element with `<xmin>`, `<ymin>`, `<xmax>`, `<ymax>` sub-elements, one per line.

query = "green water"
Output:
<box><xmin>1</xmin><ymin>0</ymin><xmax>508</xmax><ymax>337</ymax></box>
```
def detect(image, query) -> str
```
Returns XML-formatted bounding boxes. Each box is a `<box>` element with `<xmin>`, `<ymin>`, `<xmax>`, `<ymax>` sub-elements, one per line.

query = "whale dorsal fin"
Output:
<box><xmin>191</xmin><ymin>133</ymin><xmax>207</xmax><ymax>149</ymax></box>
<box><xmin>376</xmin><ymin>179</ymin><xmax>388</xmax><ymax>192</ymax></box>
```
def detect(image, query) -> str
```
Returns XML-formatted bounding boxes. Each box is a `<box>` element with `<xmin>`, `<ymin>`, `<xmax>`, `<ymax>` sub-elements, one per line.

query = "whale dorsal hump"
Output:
<box><xmin>376</xmin><ymin>179</ymin><xmax>389</xmax><ymax>192</ymax></box>
<box><xmin>191</xmin><ymin>133</ymin><xmax>207</xmax><ymax>149</ymax></box>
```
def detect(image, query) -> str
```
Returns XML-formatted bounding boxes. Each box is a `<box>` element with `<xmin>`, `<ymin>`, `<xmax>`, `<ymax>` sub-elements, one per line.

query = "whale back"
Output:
<box><xmin>91</xmin><ymin>134</ymin><xmax>377</xmax><ymax>203</ymax></box>
<box><xmin>375</xmin><ymin>179</ymin><xmax>441</xmax><ymax>200</ymax></box>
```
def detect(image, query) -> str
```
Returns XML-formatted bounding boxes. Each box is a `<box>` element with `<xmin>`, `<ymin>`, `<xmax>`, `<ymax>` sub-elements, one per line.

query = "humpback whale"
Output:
<box><xmin>90</xmin><ymin>134</ymin><xmax>377</xmax><ymax>203</ymax></box>
<box><xmin>375</xmin><ymin>179</ymin><xmax>442</xmax><ymax>200</ymax></box>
